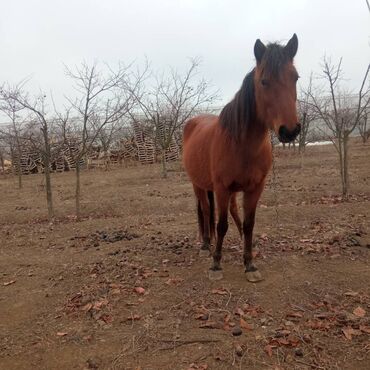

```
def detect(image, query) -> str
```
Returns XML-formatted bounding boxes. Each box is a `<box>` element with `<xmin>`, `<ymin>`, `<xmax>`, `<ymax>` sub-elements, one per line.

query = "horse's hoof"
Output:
<box><xmin>208</xmin><ymin>269</ymin><xmax>223</xmax><ymax>280</ymax></box>
<box><xmin>199</xmin><ymin>249</ymin><xmax>211</xmax><ymax>257</ymax></box>
<box><xmin>246</xmin><ymin>270</ymin><xmax>263</xmax><ymax>283</ymax></box>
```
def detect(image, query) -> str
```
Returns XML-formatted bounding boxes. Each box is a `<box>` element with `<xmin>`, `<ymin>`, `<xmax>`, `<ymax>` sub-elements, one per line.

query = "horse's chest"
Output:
<box><xmin>230</xmin><ymin>158</ymin><xmax>271</xmax><ymax>192</ymax></box>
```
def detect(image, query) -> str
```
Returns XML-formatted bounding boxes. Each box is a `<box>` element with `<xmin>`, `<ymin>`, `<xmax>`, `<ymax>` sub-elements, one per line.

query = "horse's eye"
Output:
<box><xmin>261</xmin><ymin>79</ymin><xmax>269</xmax><ymax>87</ymax></box>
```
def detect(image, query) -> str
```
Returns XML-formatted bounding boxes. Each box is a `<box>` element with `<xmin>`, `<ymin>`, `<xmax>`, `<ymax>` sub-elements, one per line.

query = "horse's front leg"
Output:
<box><xmin>243</xmin><ymin>186</ymin><xmax>264</xmax><ymax>282</ymax></box>
<box><xmin>209</xmin><ymin>189</ymin><xmax>230</xmax><ymax>280</ymax></box>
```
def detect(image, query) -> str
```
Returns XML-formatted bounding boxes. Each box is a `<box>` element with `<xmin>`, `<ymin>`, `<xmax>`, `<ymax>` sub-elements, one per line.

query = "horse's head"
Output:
<box><xmin>253</xmin><ymin>34</ymin><xmax>300</xmax><ymax>143</ymax></box>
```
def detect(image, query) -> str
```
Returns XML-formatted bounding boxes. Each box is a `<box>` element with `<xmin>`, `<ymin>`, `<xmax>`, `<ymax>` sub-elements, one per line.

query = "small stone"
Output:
<box><xmin>232</xmin><ymin>326</ymin><xmax>242</xmax><ymax>336</ymax></box>
<box><xmin>235</xmin><ymin>344</ymin><xmax>243</xmax><ymax>356</ymax></box>
<box><xmin>295</xmin><ymin>348</ymin><xmax>304</xmax><ymax>357</ymax></box>
<box><xmin>200</xmin><ymin>313</ymin><xmax>209</xmax><ymax>321</ymax></box>
<box><xmin>330</xmin><ymin>254</ymin><xmax>340</xmax><ymax>259</ymax></box>
<box><xmin>86</xmin><ymin>358</ymin><xmax>100</xmax><ymax>369</ymax></box>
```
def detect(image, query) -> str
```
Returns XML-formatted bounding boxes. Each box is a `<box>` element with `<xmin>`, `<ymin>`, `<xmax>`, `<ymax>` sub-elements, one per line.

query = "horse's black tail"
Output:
<box><xmin>197</xmin><ymin>199</ymin><xmax>204</xmax><ymax>240</ymax></box>
<box><xmin>207</xmin><ymin>191</ymin><xmax>215</xmax><ymax>241</ymax></box>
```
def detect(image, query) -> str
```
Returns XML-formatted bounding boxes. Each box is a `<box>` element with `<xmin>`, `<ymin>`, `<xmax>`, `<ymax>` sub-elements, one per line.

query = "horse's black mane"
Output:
<box><xmin>219</xmin><ymin>43</ymin><xmax>290</xmax><ymax>140</ymax></box>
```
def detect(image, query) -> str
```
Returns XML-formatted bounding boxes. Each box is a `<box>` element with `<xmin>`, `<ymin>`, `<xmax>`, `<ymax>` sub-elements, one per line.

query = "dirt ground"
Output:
<box><xmin>0</xmin><ymin>140</ymin><xmax>369</xmax><ymax>370</ymax></box>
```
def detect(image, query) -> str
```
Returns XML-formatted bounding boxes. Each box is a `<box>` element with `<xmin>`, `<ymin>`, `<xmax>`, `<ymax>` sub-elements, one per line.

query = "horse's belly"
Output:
<box><xmin>183</xmin><ymin>117</ymin><xmax>217</xmax><ymax>191</ymax></box>
<box><xmin>183</xmin><ymin>148</ymin><xmax>213</xmax><ymax>190</ymax></box>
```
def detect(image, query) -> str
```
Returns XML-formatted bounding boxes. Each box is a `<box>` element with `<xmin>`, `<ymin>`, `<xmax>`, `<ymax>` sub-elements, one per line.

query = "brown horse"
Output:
<box><xmin>183</xmin><ymin>34</ymin><xmax>300</xmax><ymax>282</ymax></box>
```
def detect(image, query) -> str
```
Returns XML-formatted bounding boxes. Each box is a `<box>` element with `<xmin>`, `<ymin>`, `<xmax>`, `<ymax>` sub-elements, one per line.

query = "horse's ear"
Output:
<box><xmin>285</xmin><ymin>33</ymin><xmax>298</xmax><ymax>59</ymax></box>
<box><xmin>254</xmin><ymin>39</ymin><xmax>266</xmax><ymax>63</ymax></box>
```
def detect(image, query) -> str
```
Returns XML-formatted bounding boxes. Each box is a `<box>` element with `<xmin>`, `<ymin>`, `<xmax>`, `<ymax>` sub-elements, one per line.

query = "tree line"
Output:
<box><xmin>0</xmin><ymin>56</ymin><xmax>369</xmax><ymax>221</ymax></box>
<box><xmin>0</xmin><ymin>58</ymin><xmax>218</xmax><ymax>220</ymax></box>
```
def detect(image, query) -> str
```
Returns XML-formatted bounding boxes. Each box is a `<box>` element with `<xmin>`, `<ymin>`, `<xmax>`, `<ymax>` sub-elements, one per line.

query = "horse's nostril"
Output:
<box><xmin>278</xmin><ymin>124</ymin><xmax>300</xmax><ymax>143</ymax></box>
<box><xmin>279</xmin><ymin>125</ymin><xmax>288</xmax><ymax>138</ymax></box>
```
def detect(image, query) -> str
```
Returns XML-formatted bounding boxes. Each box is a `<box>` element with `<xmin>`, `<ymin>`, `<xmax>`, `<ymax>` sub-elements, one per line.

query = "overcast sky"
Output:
<box><xmin>0</xmin><ymin>0</ymin><xmax>369</xmax><ymax>113</ymax></box>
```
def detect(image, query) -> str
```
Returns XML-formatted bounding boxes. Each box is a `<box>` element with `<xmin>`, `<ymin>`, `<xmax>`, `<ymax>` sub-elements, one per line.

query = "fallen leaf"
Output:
<box><xmin>282</xmin><ymin>329</ymin><xmax>292</xmax><ymax>335</ymax></box>
<box><xmin>109</xmin><ymin>283</ymin><xmax>121</xmax><ymax>289</ymax></box>
<box><xmin>359</xmin><ymin>325</ymin><xmax>370</xmax><ymax>334</ymax></box>
<box><xmin>56</xmin><ymin>332</ymin><xmax>68</xmax><ymax>337</ymax></box>
<box><xmin>195</xmin><ymin>313</ymin><xmax>209</xmax><ymax>321</ymax></box>
<box><xmin>134</xmin><ymin>287</ymin><xmax>145</xmax><ymax>295</ymax></box>
<box><xmin>81</xmin><ymin>303</ymin><xmax>93</xmax><ymax>312</ymax></box>
<box><xmin>240</xmin><ymin>318</ymin><xmax>253</xmax><ymax>330</ymax></box>
<box><xmin>264</xmin><ymin>344</ymin><xmax>273</xmax><ymax>357</ymax></box>
<box><xmin>314</xmin><ymin>312</ymin><xmax>334</xmax><ymax>320</ymax></box>
<box><xmin>277</xmin><ymin>338</ymin><xmax>290</xmax><ymax>346</ymax></box>
<box><xmin>187</xmin><ymin>364</ymin><xmax>208</xmax><ymax>370</ymax></box>
<box><xmin>93</xmin><ymin>298</ymin><xmax>109</xmax><ymax>310</ymax></box>
<box><xmin>353</xmin><ymin>306</ymin><xmax>366</xmax><ymax>318</ymax></box>
<box><xmin>3</xmin><ymin>280</ymin><xmax>16</xmax><ymax>286</ymax></box>
<box><xmin>199</xmin><ymin>321</ymin><xmax>222</xmax><ymax>329</ymax></box>
<box><xmin>211</xmin><ymin>288</ymin><xmax>228</xmax><ymax>296</ymax></box>
<box><xmin>306</xmin><ymin>319</ymin><xmax>330</xmax><ymax>331</ymax></box>
<box><xmin>286</xmin><ymin>311</ymin><xmax>303</xmax><ymax>319</ymax></box>
<box><xmin>99</xmin><ymin>314</ymin><xmax>113</xmax><ymax>323</ymax></box>
<box><xmin>165</xmin><ymin>277</ymin><xmax>184</xmax><ymax>286</ymax></box>
<box><xmin>344</xmin><ymin>291</ymin><xmax>359</xmax><ymax>297</ymax></box>
<box><xmin>342</xmin><ymin>326</ymin><xmax>355</xmax><ymax>340</ymax></box>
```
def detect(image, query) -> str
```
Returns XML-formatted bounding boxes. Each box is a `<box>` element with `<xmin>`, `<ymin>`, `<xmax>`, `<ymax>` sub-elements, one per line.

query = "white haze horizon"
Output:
<box><xmin>0</xmin><ymin>0</ymin><xmax>369</xmax><ymax>122</ymax></box>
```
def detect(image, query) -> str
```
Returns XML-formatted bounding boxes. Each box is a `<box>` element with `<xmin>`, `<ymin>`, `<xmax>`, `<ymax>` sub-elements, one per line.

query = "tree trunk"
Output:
<box><xmin>104</xmin><ymin>154</ymin><xmax>110</xmax><ymax>171</ymax></box>
<box><xmin>43</xmin><ymin>155</ymin><xmax>54</xmax><ymax>220</ymax></box>
<box><xmin>342</xmin><ymin>135</ymin><xmax>349</xmax><ymax>198</ymax></box>
<box><xmin>75</xmin><ymin>161</ymin><xmax>81</xmax><ymax>220</ymax></box>
<box><xmin>0</xmin><ymin>152</ymin><xmax>5</xmax><ymax>173</ymax></box>
<box><xmin>161</xmin><ymin>149</ymin><xmax>167</xmax><ymax>178</ymax></box>
<box><xmin>298</xmin><ymin>113</ymin><xmax>306</xmax><ymax>153</ymax></box>
<box><xmin>337</xmin><ymin>133</ymin><xmax>350</xmax><ymax>198</ymax></box>
<box><xmin>42</xmin><ymin>128</ymin><xmax>54</xmax><ymax>220</ymax></box>
<box><xmin>16</xmin><ymin>150</ymin><xmax>22</xmax><ymax>189</ymax></box>
<box><xmin>337</xmin><ymin>136</ymin><xmax>344</xmax><ymax>196</ymax></box>
<box><xmin>299</xmin><ymin>150</ymin><xmax>304</xmax><ymax>170</ymax></box>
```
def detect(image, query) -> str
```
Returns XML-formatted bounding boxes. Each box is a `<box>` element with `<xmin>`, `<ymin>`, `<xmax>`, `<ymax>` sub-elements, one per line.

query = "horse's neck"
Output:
<box><xmin>239</xmin><ymin>122</ymin><xmax>271</xmax><ymax>156</ymax></box>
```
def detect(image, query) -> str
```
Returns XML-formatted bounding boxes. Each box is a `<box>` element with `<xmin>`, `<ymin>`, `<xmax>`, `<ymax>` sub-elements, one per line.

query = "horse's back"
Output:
<box><xmin>183</xmin><ymin>114</ymin><xmax>218</xmax><ymax>190</ymax></box>
<box><xmin>183</xmin><ymin>114</ymin><xmax>218</xmax><ymax>142</ymax></box>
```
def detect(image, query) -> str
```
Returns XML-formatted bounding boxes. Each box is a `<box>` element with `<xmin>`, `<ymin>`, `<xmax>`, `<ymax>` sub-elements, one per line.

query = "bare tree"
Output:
<box><xmin>63</xmin><ymin>61</ymin><xmax>135</xmax><ymax>219</ymax></box>
<box><xmin>358</xmin><ymin>109</ymin><xmax>369</xmax><ymax>143</ymax></box>
<box><xmin>94</xmin><ymin>118</ymin><xmax>127</xmax><ymax>170</ymax></box>
<box><xmin>0</xmin><ymin>136</ymin><xmax>6</xmax><ymax>173</ymax></box>
<box><xmin>0</xmin><ymin>84</ymin><xmax>55</xmax><ymax>219</ymax></box>
<box><xmin>128</xmin><ymin>58</ymin><xmax>218</xmax><ymax>177</ymax></box>
<box><xmin>0</xmin><ymin>84</ymin><xmax>27</xmax><ymax>188</ymax></box>
<box><xmin>297</xmin><ymin>74</ymin><xmax>318</xmax><ymax>152</ymax></box>
<box><xmin>308</xmin><ymin>57</ymin><xmax>370</xmax><ymax>196</ymax></box>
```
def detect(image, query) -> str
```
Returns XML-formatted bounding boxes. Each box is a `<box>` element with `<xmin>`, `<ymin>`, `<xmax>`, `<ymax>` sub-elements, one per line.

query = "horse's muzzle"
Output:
<box><xmin>278</xmin><ymin>123</ymin><xmax>301</xmax><ymax>143</ymax></box>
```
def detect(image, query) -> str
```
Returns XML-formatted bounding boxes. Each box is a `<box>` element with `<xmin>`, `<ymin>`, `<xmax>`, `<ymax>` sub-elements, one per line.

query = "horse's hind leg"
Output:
<box><xmin>230</xmin><ymin>193</ymin><xmax>242</xmax><ymax>239</ymax></box>
<box><xmin>243</xmin><ymin>185</ymin><xmax>264</xmax><ymax>282</ymax></box>
<box><xmin>209</xmin><ymin>189</ymin><xmax>230</xmax><ymax>280</ymax></box>
<box><xmin>193</xmin><ymin>185</ymin><xmax>211</xmax><ymax>256</ymax></box>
